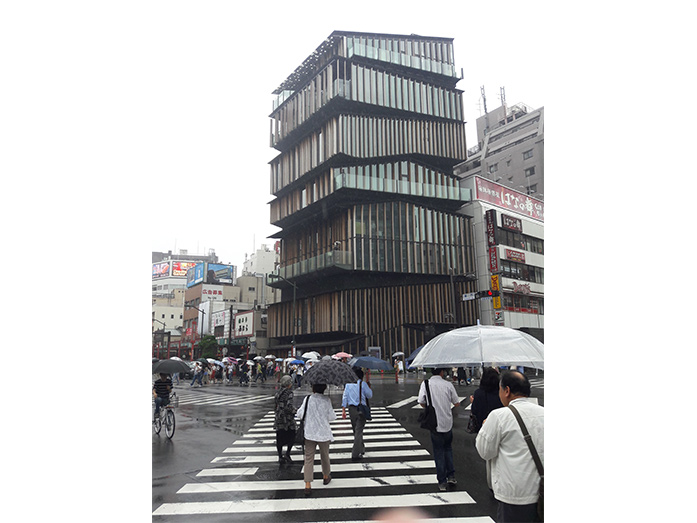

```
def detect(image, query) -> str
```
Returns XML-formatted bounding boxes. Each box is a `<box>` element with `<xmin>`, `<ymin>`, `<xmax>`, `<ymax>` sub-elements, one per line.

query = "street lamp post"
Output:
<box><xmin>185</xmin><ymin>304</ymin><xmax>206</xmax><ymax>359</ymax></box>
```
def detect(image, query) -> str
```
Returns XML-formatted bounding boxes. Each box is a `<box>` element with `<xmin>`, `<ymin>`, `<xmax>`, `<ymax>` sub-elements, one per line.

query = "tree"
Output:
<box><xmin>199</xmin><ymin>335</ymin><xmax>219</xmax><ymax>359</ymax></box>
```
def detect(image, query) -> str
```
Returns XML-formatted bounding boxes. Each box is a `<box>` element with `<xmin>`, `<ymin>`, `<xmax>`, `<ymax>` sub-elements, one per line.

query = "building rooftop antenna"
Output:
<box><xmin>481</xmin><ymin>85</ymin><xmax>490</xmax><ymax>135</ymax></box>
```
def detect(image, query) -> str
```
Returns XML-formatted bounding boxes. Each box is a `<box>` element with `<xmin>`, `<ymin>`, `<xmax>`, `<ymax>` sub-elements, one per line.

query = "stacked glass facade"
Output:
<box><xmin>267</xmin><ymin>31</ymin><xmax>476</xmax><ymax>357</ymax></box>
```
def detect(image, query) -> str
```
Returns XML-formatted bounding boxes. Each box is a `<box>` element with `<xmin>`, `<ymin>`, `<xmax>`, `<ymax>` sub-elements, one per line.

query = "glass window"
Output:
<box><xmin>523</xmin><ymin>149</ymin><xmax>533</xmax><ymax>160</ymax></box>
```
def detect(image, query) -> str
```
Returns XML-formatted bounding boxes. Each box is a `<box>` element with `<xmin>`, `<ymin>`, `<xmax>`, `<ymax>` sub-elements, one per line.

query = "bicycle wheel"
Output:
<box><xmin>165</xmin><ymin>409</ymin><xmax>175</xmax><ymax>439</ymax></box>
<box><xmin>153</xmin><ymin>413</ymin><xmax>162</xmax><ymax>435</ymax></box>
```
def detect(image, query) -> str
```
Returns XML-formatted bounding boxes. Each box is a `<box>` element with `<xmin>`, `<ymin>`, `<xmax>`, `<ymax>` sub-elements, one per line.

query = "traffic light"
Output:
<box><xmin>476</xmin><ymin>290</ymin><xmax>493</xmax><ymax>299</ymax></box>
<box><xmin>491</xmin><ymin>290</ymin><xmax>500</xmax><ymax>297</ymax></box>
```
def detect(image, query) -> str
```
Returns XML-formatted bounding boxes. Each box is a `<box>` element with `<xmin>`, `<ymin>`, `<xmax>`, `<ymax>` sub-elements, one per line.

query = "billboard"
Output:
<box><xmin>186</xmin><ymin>263</ymin><xmax>205</xmax><ymax>288</ymax></box>
<box><xmin>206</xmin><ymin>263</ymin><xmax>234</xmax><ymax>284</ymax></box>
<box><xmin>152</xmin><ymin>262</ymin><xmax>170</xmax><ymax>279</ymax></box>
<box><xmin>172</xmin><ymin>261</ymin><xmax>197</xmax><ymax>277</ymax></box>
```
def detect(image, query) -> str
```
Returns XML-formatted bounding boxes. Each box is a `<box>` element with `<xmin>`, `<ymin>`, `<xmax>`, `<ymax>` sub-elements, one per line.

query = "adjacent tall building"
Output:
<box><xmin>267</xmin><ymin>31</ymin><xmax>477</xmax><ymax>359</ymax></box>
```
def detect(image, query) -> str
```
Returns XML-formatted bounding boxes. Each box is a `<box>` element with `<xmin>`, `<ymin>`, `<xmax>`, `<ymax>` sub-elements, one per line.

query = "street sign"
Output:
<box><xmin>462</xmin><ymin>292</ymin><xmax>477</xmax><ymax>301</ymax></box>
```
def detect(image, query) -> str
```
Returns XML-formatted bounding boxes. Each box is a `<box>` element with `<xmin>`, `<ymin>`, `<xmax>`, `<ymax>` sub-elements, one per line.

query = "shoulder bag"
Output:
<box><xmin>294</xmin><ymin>396</ymin><xmax>309</xmax><ymax>445</ymax></box>
<box><xmin>466</xmin><ymin>390</ymin><xmax>488</xmax><ymax>434</ymax></box>
<box><xmin>508</xmin><ymin>404</ymin><xmax>544</xmax><ymax>522</ymax></box>
<box><xmin>357</xmin><ymin>380</ymin><xmax>372</xmax><ymax>420</ymax></box>
<box><xmin>417</xmin><ymin>379</ymin><xmax>438</xmax><ymax>431</ymax></box>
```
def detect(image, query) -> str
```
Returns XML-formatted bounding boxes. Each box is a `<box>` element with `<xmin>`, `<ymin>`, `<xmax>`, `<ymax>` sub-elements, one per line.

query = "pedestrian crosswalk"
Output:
<box><xmin>160</xmin><ymin>389</ymin><xmax>275</xmax><ymax>408</ymax></box>
<box><xmin>530</xmin><ymin>377</ymin><xmax>544</xmax><ymax>389</ymax></box>
<box><xmin>152</xmin><ymin>407</ymin><xmax>494</xmax><ymax>521</ymax></box>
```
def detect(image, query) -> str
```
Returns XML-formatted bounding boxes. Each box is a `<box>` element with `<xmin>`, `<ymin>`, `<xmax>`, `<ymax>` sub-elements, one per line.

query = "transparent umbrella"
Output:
<box><xmin>411</xmin><ymin>324</ymin><xmax>544</xmax><ymax>370</ymax></box>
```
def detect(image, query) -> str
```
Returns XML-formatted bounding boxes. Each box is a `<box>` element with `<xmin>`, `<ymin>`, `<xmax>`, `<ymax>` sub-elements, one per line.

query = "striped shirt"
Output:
<box><xmin>417</xmin><ymin>375</ymin><xmax>460</xmax><ymax>433</ymax></box>
<box><xmin>153</xmin><ymin>378</ymin><xmax>172</xmax><ymax>398</ymax></box>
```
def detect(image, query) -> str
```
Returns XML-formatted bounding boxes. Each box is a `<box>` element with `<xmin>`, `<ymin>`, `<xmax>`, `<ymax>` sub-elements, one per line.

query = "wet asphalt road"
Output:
<box><xmin>152</xmin><ymin>371</ymin><xmax>544</xmax><ymax>522</ymax></box>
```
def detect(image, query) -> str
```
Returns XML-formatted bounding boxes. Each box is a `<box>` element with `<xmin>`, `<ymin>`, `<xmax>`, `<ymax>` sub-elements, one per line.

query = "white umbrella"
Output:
<box><xmin>392</xmin><ymin>352</ymin><xmax>405</xmax><ymax>358</ymax></box>
<box><xmin>301</xmin><ymin>351</ymin><xmax>321</xmax><ymax>360</ymax></box>
<box><xmin>411</xmin><ymin>325</ymin><xmax>544</xmax><ymax>370</ymax></box>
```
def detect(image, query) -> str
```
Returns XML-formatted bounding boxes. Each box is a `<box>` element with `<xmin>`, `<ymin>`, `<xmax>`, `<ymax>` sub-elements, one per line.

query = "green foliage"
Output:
<box><xmin>199</xmin><ymin>335</ymin><xmax>219</xmax><ymax>359</ymax></box>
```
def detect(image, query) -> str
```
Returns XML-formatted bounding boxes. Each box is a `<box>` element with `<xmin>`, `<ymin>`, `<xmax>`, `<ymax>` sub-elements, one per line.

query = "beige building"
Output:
<box><xmin>455</xmin><ymin>102</ymin><xmax>544</xmax><ymax>199</ymax></box>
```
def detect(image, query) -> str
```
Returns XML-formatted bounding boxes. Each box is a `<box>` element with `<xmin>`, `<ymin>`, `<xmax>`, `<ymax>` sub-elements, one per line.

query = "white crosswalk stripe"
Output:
<box><xmin>153</xmin><ymin>406</ymin><xmax>495</xmax><ymax>521</ymax></box>
<box><xmin>169</xmin><ymin>390</ymin><xmax>275</xmax><ymax>407</ymax></box>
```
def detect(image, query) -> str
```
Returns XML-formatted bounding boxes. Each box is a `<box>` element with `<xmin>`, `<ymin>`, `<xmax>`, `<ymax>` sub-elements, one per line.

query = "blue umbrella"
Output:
<box><xmin>290</xmin><ymin>359</ymin><xmax>305</xmax><ymax>365</ymax></box>
<box><xmin>348</xmin><ymin>356</ymin><xmax>392</xmax><ymax>371</ymax></box>
<box><xmin>406</xmin><ymin>345</ymin><xmax>424</xmax><ymax>363</ymax></box>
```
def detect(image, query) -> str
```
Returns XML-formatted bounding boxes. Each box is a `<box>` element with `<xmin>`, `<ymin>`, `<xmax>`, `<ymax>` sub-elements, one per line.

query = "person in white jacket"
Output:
<box><xmin>476</xmin><ymin>370</ymin><xmax>544</xmax><ymax>523</ymax></box>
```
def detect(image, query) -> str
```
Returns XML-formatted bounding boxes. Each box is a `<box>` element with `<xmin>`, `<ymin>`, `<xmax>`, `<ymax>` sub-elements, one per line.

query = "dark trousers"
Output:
<box><xmin>347</xmin><ymin>405</ymin><xmax>366</xmax><ymax>459</ymax></box>
<box><xmin>430</xmin><ymin>429</ymin><xmax>455</xmax><ymax>484</ymax></box>
<box><xmin>497</xmin><ymin>501</ymin><xmax>540</xmax><ymax>522</ymax></box>
<box><xmin>276</xmin><ymin>428</ymin><xmax>295</xmax><ymax>456</ymax></box>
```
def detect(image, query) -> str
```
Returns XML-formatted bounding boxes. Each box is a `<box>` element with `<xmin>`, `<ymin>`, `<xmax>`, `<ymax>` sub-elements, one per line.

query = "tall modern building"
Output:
<box><xmin>267</xmin><ymin>31</ymin><xmax>477</xmax><ymax>359</ymax></box>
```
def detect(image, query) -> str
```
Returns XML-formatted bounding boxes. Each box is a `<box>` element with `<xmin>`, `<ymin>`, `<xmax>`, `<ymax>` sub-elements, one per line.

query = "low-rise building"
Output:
<box><xmin>458</xmin><ymin>174</ymin><xmax>544</xmax><ymax>342</ymax></box>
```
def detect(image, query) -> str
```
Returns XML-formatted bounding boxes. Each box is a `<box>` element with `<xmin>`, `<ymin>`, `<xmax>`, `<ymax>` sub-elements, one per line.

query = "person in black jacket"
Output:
<box><xmin>469</xmin><ymin>367</ymin><xmax>504</xmax><ymax>432</ymax></box>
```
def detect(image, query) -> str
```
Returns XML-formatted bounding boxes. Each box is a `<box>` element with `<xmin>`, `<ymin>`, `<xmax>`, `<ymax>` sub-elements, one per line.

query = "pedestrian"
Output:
<box><xmin>173</xmin><ymin>372</ymin><xmax>180</xmax><ymax>385</ymax></box>
<box><xmin>341</xmin><ymin>368</ymin><xmax>373</xmax><ymax>461</ymax></box>
<box><xmin>153</xmin><ymin>373</ymin><xmax>172</xmax><ymax>420</ymax></box>
<box><xmin>274</xmin><ymin>375</ymin><xmax>297</xmax><ymax>464</ymax></box>
<box><xmin>475</xmin><ymin>370</ymin><xmax>544</xmax><ymax>523</ymax></box>
<box><xmin>469</xmin><ymin>367</ymin><xmax>504</xmax><ymax>433</ymax></box>
<box><xmin>297</xmin><ymin>383</ymin><xmax>336</xmax><ymax>496</ymax></box>
<box><xmin>190</xmin><ymin>362</ymin><xmax>202</xmax><ymax>387</ymax></box>
<box><xmin>417</xmin><ymin>367</ymin><xmax>461</xmax><ymax>491</ymax></box>
<box><xmin>239</xmin><ymin>361</ymin><xmax>250</xmax><ymax>386</ymax></box>
<box><xmin>457</xmin><ymin>367</ymin><xmax>466</xmax><ymax>385</ymax></box>
<box><xmin>296</xmin><ymin>364</ymin><xmax>304</xmax><ymax>388</ymax></box>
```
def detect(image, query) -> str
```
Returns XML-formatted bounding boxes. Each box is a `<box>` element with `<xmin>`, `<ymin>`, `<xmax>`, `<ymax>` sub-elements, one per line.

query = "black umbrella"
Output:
<box><xmin>348</xmin><ymin>356</ymin><xmax>392</xmax><ymax>371</ymax></box>
<box><xmin>303</xmin><ymin>359</ymin><xmax>359</xmax><ymax>386</ymax></box>
<box><xmin>153</xmin><ymin>359</ymin><xmax>192</xmax><ymax>375</ymax></box>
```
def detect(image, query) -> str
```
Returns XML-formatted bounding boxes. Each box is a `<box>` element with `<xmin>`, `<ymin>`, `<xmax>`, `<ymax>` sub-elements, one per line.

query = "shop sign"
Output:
<box><xmin>485</xmin><ymin>209</ymin><xmax>497</xmax><ymax>247</ymax></box>
<box><xmin>500</xmin><ymin>213</ymin><xmax>523</xmax><ymax>232</ymax></box>
<box><xmin>474</xmin><ymin>176</ymin><xmax>544</xmax><ymax>221</ymax></box>
<box><xmin>505</xmin><ymin>249</ymin><xmax>526</xmax><ymax>263</ymax></box>
<box><xmin>488</xmin><ymin>247</ymin><xmax>499</xmax><ymax>273</ymax></box>
<box><xmin>512</xmin><ymin>282</ymin><xmax>532</xmax><ymax>295</ymax></box>
<box><xmin>491</xmin><ymin>274</ymin><xmax>500</xmax><ymax>291</ymax></box>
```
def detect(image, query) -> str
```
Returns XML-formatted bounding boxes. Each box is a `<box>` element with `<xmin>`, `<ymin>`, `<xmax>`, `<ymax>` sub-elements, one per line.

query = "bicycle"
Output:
<box><xmin>153</xmin><ymin>392</ymin><xmax>177</xmax><ymax>439</ymax></box>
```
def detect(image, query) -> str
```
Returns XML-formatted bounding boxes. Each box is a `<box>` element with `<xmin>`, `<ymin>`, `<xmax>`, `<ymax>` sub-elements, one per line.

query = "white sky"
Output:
<box><xmin>144</xmin><ymin>1</ymin><xmax>548</xmax><ymax>267</ymax></box>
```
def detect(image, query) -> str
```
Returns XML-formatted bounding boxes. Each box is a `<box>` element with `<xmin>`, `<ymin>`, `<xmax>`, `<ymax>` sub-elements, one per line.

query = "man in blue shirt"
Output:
<box><xmin>341</xmin><ymin>368</ymin><xmax>373</xmax><ymax>461</ymax></box>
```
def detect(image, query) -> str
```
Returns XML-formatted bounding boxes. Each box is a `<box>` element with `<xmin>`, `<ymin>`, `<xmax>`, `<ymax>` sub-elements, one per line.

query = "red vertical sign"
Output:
<box><xmin>488</xmin><ymin>247</ymin><xmax>499</xmax><ymax>273</ymax></box>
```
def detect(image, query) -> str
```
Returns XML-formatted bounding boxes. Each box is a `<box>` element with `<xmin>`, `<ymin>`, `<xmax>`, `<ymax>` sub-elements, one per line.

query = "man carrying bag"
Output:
<box><xmin>341</xmin><ymin>368</ymin><xmax>373</xmax><ymax>461</ymax></box>
<box><xmin>417</xmin><ymin>368</ymin><xmax>460</xmax><ymax>491</ymax></box>
<box><xmin>476</xmin><ymin>370</ymin><xmax>544</xmax><ymax>522</ymax></box>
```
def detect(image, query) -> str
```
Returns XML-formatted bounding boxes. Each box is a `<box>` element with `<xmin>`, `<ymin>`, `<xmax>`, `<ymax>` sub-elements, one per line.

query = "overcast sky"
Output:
<box><xmin>142</xmin><ymin>1</ymin><xmax>549</xmax><ymax>267</ymax></box>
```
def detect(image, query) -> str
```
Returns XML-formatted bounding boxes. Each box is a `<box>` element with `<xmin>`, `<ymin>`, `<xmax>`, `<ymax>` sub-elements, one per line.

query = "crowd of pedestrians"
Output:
<box><xmin>165</xmin><ymin>355</ymin><xmax>543</xmax><ymax>522</ymax></box>
<box><xmin>415</xmin><ymin>366</ymin><xmax>544</xmax><ymax>522</ymax></box>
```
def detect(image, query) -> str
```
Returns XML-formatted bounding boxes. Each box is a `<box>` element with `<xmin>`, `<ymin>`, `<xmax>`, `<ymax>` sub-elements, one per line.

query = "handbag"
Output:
<box><xmin>357</xmin><ymin>380</ymin><xmax>372</xmax><ymax>420</ymax></box>
<box><xmin>508</xmin><ymin>404</ymin><xmax>544</xmax><ymax>522</ymax></box>
<box><xmin>417</xmin><ymin>379</ymin><xmax>438</xmax><ymax>431</ymax></box>
<box><xmin>466</xmin><ymin>391</ymin><xmax>488</xmax><ymax>434</ymax></box>
<box><xmin>294</xmin><ymin>396</ymin><xmax>309</xmax><ymax>445</ymax></box>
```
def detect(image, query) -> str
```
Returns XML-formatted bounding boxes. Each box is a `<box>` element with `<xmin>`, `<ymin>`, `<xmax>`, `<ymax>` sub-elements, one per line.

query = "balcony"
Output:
<box><xmin>269</xmin><ymin>250</ymin><xmax>353</xmax><ymax>284</ymax></box>
<box><xmin>335</xmin><ymin>170</ymin><xmax>470</xmax><ymax>201</ymax></box>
